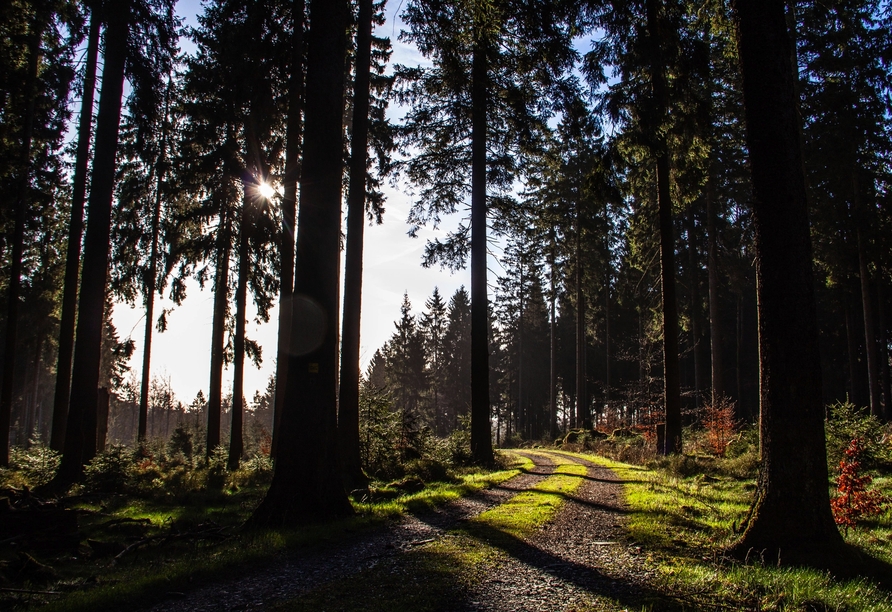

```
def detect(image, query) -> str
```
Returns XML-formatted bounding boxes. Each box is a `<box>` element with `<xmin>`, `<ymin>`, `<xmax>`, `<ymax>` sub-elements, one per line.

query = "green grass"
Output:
<box><xmin>8</xmin><ymin>456</ymin><xmax>528</xmax><ymax>612</ymax></box>
<box><xmin>272</xmin><ymin>451</ymin><xmax>607</xmax><ymax>612</ymax></box>
<box><xmin>560</xmin><ymin>450</ymin><xmax>892</xmax><ymax>612</ymax></box>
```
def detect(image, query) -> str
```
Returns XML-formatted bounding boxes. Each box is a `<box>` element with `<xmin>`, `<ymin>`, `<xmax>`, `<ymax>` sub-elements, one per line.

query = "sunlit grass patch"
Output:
<box><xmin>31</xmin><ymin>455</ymin><xmax>527</xmax><ymax>612</ymax></box>
<box><xmin>566</xmin><ymin>451</ymin><xmax>892</xmax><ymax>611</ymax></box>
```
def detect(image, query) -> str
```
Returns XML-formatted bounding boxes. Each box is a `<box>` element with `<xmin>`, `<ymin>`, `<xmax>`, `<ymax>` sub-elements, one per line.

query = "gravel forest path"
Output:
<box><xmin>146</xmin><ymin>450</ymin><xmax>665</xmax><ymax>612</ymax></box>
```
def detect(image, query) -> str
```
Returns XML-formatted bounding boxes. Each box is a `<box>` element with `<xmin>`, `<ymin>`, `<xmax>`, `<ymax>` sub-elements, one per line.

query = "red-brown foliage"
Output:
<box><xmin>701</xmin><ymin>397</ymin><xmax>737</xmax><ymax>455</ymax></box>
<box><xmin>831</xmin><ymin>437</ymin><xmax>888</xmax><ymax>535</ymax></box>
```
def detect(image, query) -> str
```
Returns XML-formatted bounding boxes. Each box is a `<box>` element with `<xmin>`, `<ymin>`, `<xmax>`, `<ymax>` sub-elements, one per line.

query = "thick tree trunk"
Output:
<box><xmin>271</xmin><ymin>0</ymin><xmax>306</xmax><ymax>459</ymax></box>
<box><xmin>729</xmin><ymin>0</ymin><xmax>845</xmax><ymax>563</ymax></box>
<box><xmin>338</xmin><ymin>0</ymin><xmax>374</xmax><ymax>490</ymax></box>
<box><xmin>469</xmin><ymin>35</ymin><xmax>493</xmax><ymax>465</ymax></box>
<box><xmin>51</xmin><ymin>10</ymin><xmax>100</xmax><ymax>453</ymax></box>
<box><xmin>137</xmin><ymin>79</ymin><xmax>171</xmax><ymax>443</ymax></box>
<box><xmin>228</xmin><ymin>195</ymin><xmax>251</xmax><ymax>471</ymax></box>
<box><xmin>856</xmin><ymin>228</ymin><xmax>881</xmax><ymax>418</ymax></box>
<box><xmin>249</xmin><ymin>0</ymin><xmax>353</xmax><ymax>526</ymax></box>
<box><xmin>51</xmin><ymin>3</ymin><xmax>129</xmax><ymax>487</ymax></box>
<box><xmin>1</xmin><ymin>15</ymin><xmax>44</xmax><ymax>467</ymax></box>
<box><xmin>646</xmin><ymin>0</ymin><xmax>682</xmax><ymax>455</ymax></box>
<box><xmin>207</xmin><ymin>208</ymin><xmax>232</xmax><ymax>456</ymax></box>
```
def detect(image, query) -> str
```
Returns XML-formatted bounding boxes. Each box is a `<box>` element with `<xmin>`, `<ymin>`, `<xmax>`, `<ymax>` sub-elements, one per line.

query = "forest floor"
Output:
<box><xmin>138</xmin><ymin>450</ymin><xmax>670</xmax><ymax>611</ymax></box>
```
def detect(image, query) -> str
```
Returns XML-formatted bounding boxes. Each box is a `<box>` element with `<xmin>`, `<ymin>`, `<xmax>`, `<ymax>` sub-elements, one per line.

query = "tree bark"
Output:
<box><xmin>856</xmin><ymin>227</ymin><xmax>881</xmax><ymax>418</ymax></box>
<box><xmin>228</xmin><ymin>193</ymin><xmax>251</xmax><ymax>471</ymax></box>
<box><xmin>470</xmin><ymin>33</ymin><xmax>493</xmax><ymax>465</ymax></box>
<box><xmin>206</xmin><ymin>207</ymin><xmax>232</xmax><ymax>457</ymax></box>
<box><xmin>706</xmin><ymin>167</ymin><xmax>724</xmax><ymax>405</ymax></box>
<box><xmin>248</xmin><ymin>0</ymin><xmax>353</xmax><ymax>526</ymax></box>
<box><xmin>338</xmin><ymin>0</ymin><xmax>374</xmax><ymax>490</ymax></box>
<box><xmin>575</xmin><ymin>218</ymin><xmax>588</xmax><ymax>430</ymax></box>
<box><xmin>138</xmin><ymin>78</ymin><xmax>172</xmax><ymax>442</ymax></box>
<box><xmin>878</xmin><ymin>282</ymin><xmax>891</xmax><ymax>419</ymax></box>
<box><xmin>271</xmin><ymin>0</ymin><xmax>306</xmax><ymax>459</ymax></box>
<box><xmin>646</xmin><ymin>0</ymin><xmax>682</xmax><ymax>455</ymax></box>
<box><xmin>549</xmin><ymin>229</ymin><xmax>557</xmax><ymax>439</ymax></box>
<box><xmin>52</xmin><ymin>2</ymin><xmax>129</xmax><ymax>487</ymax></box>
<box><xmin>687</xmin><ymin>203</ymin><xmax>703</xmax><ymax>404</ymax></box>
<box><xmin>51</xmin><ymin>9</ymin><xmax>100</xmax><ymax>453</ymax></box>
<box><xmin>729</xmin><ymin>0</ymin><xmax>845</xmax><ymax>563</ymax></box>
<box><xmin>0</xmin><ymin>13</ymin><xmax>45</xmax><ymax>466</ymax></box>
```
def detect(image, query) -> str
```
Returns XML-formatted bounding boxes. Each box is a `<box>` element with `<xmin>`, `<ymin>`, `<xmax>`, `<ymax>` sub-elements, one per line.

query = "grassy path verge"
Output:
<box><xmin>559</xmin><ymin>450</ymin><xmax>892</xmax><ymax>612</ymax></box>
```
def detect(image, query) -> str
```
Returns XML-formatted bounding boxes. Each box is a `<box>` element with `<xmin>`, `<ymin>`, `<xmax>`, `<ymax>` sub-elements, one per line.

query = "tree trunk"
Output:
<box><xmin>729</xmin><ymin>0</ymin><xmax>845</xmax><ymax>563</ymax></box>
<box><xmin>856</xmin><ymin>227</ymin><xmax>881</xmax><ymax>418</ymax></box>
<box><xmin>51</xmin><ymin>3</ymin><xmax>129</xmax><ymax>487</ymax></box>
<box><xmin>706</xmin><ymin>168</ymin><xmax>724</xmax><ymax>406</ymax></box>
<box><xmin>249</xmin><ymin>0</ymin><xmax>353</xmax><ymax>526</ymax></box>
<box><xmin>469</xmin><ymin>33</ymin><xmax>493</xmax><ymax>465</ymax></box>
<box><xmin>1</xmin><ymin>14</ymin><xmax>45</xmax><ymax>466</ymax></box>
<box><xmin>338</xmin><ymin>0</ymin><xmax>374</xmax><ymax>490</ymax></box>
<box><xmin>687</xmin><ymin>203</ymin><xmax>703</xmax><ymax>405</ymax></box>
<box><xmin>51</xmin><ymin>10</ymin><xmax>100</xmax><ymax>453</ymax></box>
<box><xmin>549</xmin><ymin>230</ymin><xmax>557</xmax><ymax>439</ymax></box>
<box><xmin>138</xmin><ymin>78</ymin><xmax>172</xmax><ymax>443</ymax></box>
<box><xmin>646</xmin><ymin>0</ymin><xmax>682</xmax><ymax>455</ymax></box>
<box><xmin>575</xmin><ymin>219</ymin><xmax>588</xmax><ymax>430</ymax></box>
<box><xmin>878</xmin><ymin>282</ymin><xmax>891</xmax><ymax>419</ymax></box>
<box><xmin>271</xmin><ymin>0</ymin><xmax>306</xmax><ymax>459</ymax></box>
<box><xmin>228</xmin><ymin>194</ymin><xmax>251</xmax><ymax>471</ymax></box>
<box><xmin>207</xmin><ymin>207</ymin><xmax>232</xmax><ymax>456</ymax></box>
<box><xmin>844</xmin><ymin>301</ymin><xmax>861</xmax><ymax>406</ymax></box>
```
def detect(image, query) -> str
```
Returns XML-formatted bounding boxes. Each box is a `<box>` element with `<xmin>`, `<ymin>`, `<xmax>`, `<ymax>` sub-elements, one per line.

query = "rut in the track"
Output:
<box><xmin>457</xmin><ymin>450</ymin><xmax>662</xmax><ymax>612</ymax></box>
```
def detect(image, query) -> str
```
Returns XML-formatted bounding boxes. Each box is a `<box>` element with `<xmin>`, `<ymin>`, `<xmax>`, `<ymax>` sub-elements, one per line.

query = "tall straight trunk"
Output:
<box><xmin>52</xmin><ymin>3</ymin><xmax>129</xmax><ymax>487</ymax></box>
<box><xmin>469</xmin><ymin>35</ymin><xmax>493</xmax><ymax>465</ymax></box>
<box><xmin>575</xmin><ymin>221</ymin><xmax>588</xmax><ymax>430</ymax></box>
<box><xmin>249</xmin><ymin>0</ymin><xmax>353</xmax><ymax>526</ymax></box>
<box><xmin>138</xmin><ymin>79</ymin><xmax>172</xmax><ymax>442</ymax></box>
<box><xmin>271</xmin><ymin>0</ymin><xmax>306</xmax><ymax>459</ymax></box>
<box><xmin>856</xmin><ymin>228</ymin><xmax>881</xmax><ymax>418</ymax></box>
<box><xmin>549</xmin><ymin>231</ymin><xmax>557</xmax><ymax>439</ymax></box>
<box><xmin>1</xmin><ymin>15</ymin><xmax>44</xmax><ymax>466</ymax></box>
<box><xmin>228</xmin><ymin>195</ymin><xmax>251</xmax><ymax>471</ymax></box>
<box><xmin>207</xmin><ymin>208</ymin><xmax>232</xmax><ymax>456</ymax></box>
<box><xmin>646</xmin><ymin>0</ymin><xmax>682</xmax><ymax>455</ymax></box>
<box><xmin>844</xmin><ymin>301</ymin><xmax>861</xmax><ymax>405</ymax></box>
<box><xmin>687</xmin><ymin>203</ymin><xmax>703</xmax><ymax>404</ymax></box>
<box><xmin>604</xmin><ymin>268</ymin><xmax>611</xmax><ymax>403</ymax></box>
<box><xmin>51</xmin><ymin>10</ymin><xmax>100</xmax><ymax>453</ymax></box>
<box><xmin>878</xmin><ymin>282</ymin><xmax>891</xmax><ymax>418</ymax></box>
<box><xmin>517</xmin><ymin>258</ymin><xmax>525</xmax><ymax>436</ymax></box>
<box><xmin>729</xmin><ymin>0</ymin><xmax>845</xmax><ymax>562</ymax></box>
<box><xmin>338</xmin><ymin>0</ymin><xmax>374</xmax><ymax>489</ymax></box>
<box><xmin>706</xmin><ymin>169</ymin><xmax>724</xmax><ymax>405</ymax></box>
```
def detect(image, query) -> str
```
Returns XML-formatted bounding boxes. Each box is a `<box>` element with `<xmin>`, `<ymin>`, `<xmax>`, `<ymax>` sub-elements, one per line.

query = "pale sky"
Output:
<box><xmin>111</xmin><ymin>1</ymin><xmax>474</xmax><ymax>405</ymax></box>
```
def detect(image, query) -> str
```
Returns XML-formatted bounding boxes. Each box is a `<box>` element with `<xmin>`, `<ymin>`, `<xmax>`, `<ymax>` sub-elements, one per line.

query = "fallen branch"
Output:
<box><xmin>1</xmin><ymin>587</ymin><xmax>62</xmax><ymax>596</ymax></box>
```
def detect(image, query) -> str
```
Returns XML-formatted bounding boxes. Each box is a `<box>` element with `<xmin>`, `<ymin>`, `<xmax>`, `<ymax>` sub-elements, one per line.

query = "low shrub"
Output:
<box><xmin>825</xmin><ymin>401</ymin><xmax>892</xmax><ymax>472</ymax></box>
<box><xmin>0</xmin><ymin>440</ymin><xmax>60</xmax><ymax>488</ymax></box>
<box><xmin>84</xmin><ymin>444</ymin><xmax>134</xmax><ymax>494</ymax></box>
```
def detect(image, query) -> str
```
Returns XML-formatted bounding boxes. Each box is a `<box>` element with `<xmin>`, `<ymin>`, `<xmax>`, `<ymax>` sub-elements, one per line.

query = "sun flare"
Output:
<box><xmin>257</xmin><ymin>182</ymin><xmax>276</xmax><ymax>199</ymax></box>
